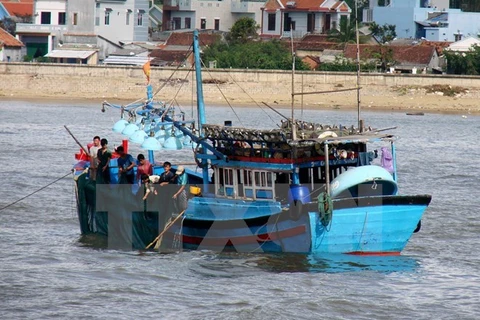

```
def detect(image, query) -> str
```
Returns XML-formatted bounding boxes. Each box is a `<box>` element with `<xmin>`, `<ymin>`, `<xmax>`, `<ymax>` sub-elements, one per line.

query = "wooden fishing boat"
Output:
<box><xmin>73</xmin><ymin>30</ymin><xmax>431</xmax><ymax>254</ymax></box>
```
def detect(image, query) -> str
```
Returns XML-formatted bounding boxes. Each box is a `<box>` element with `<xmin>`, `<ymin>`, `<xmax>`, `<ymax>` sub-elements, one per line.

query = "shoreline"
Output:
<box><xmin>1</xmin><ymin>92</ymin><xmax>478</xmax><ymax>116</ymax></box>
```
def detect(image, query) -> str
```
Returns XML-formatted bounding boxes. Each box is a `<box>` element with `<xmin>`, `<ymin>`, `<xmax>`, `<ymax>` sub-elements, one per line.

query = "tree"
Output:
<box><xmin>0</xmin><ymin>14</ymin><xmax>33</xmax><ymax>36</ymax></box>
<box><xmin>0</xmin><ymin>18</ymin><xmax>16</xmax><ymax>36</ymax></box>
<box><xmin>369</xmin><ymin>46</ymin><xmax>394</xmax><ymax>72</ymax></box>
<box><xmin>328</xmin><ymin>16</ymin><xmax>356</xmax><ymax>44</ymax></box>
<box><xmin>202</xmin><ymin>40</ymin><xmax>308</xmax><ymax>70</ymax></box>
<box><xmin>369</xmin><ymin>22</ymin><xmax>396</xmax><ymax>44</ymax></box>
<box><xmin>444</xmin><ymin>46</ymin><xmax>480</xmax><ymax>75</ymax></box>
<box><xmin>226</xmin><ymin>17</ymin><xmax>259</xmax><ymax>45</ymax></box>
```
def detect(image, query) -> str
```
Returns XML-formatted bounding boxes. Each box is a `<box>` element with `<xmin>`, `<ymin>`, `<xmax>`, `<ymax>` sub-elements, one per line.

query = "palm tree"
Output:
<box><xmin>327</xmin><ymin>17</ymin><xmax>357</xmax><ymax>44</ymax></box>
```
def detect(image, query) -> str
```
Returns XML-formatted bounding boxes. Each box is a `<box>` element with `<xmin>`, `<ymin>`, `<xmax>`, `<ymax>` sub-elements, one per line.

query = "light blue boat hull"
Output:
<box><xmin>172</xmin><ymin>195</ymin><xmax>430</xmax><ymax>255</ymax></box>
<box><xmin>309</xmin><ymin>201</ymin><xmax>426</xmax><ymax>254</ymax></box>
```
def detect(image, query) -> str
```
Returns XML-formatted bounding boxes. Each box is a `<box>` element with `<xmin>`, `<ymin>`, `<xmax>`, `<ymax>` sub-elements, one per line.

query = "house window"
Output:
<box><xmin>72</xmin><ymin>13</ymin><xmax>78</xmax><ymax>26</ymax></box>
<box><xmin>126</xmin><ymin>10</ymin><xmax>132</xmax><ymax>25</ymax></box>
<box><xmin>58</xmin><ymin>12</ymin><xmax>66</xmax><ymax>25</ymax></box>
<box><xmin>137</xmin><ymin>10</ymin><xmax>145</xmax><ymax>26</ymax></box>
<box><xmin>454</xmin><ymin>33</ymin><xmax>462</xmax><ymax>41</ymax></box>
<box><xmin>173</xmin><ymin>17</ymin><xmax>181</xmax><ymax>30</ymax></box>
<box><xmin>200</xmin><ymin>18</ymin><xmax>206</xmax><ymax>29</ymax></box>
<box><xmin>41</xmin><ymin>12</ymin><xmax>51</xmax><ymax>25</ymax></box>
<box><xmin>283</xmin><ymin>13</ymin><xmax>291</xmax><ymax>31</ymax></box>
<box><xmin>268</xmin><ymin>13</ymin><xmax>276</xmax><ymax>31</ymax></box>
<box><xmin>214</xmin><ymin>18</ymin><xmax>220</xmax><ymax>31</ymax></box>
<box><xmin>95</xmin><ymin>16</ymin><xmax>100</xmax><ymax>26</ymax></box>
<box><xmin>307</xmin><ymin>13</ymin><xmax>315</xmax><ymax>32</ymax></box>
<box><xmin>185</xmin><ymin>17</ymin><xmax>191</xmax><ymax>29</ymax></box>
<box><xmin>104</xmin><ymin>9</ymin><xmax>112</xmax><ymax>25</ymax></box>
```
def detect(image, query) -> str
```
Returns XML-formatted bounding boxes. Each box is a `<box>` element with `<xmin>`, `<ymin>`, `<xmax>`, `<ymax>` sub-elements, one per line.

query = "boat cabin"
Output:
<box><xmin>203</xmin><ymin>122</ymin><xmax>396</xmax><ymax>203</ymax></box>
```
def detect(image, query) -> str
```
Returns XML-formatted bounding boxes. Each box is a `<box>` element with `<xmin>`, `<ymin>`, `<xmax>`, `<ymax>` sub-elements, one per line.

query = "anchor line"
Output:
<box><xmin>0</xmin><ymin>170</ymin><xmax>74</xmax><ymax>212</ymax></box>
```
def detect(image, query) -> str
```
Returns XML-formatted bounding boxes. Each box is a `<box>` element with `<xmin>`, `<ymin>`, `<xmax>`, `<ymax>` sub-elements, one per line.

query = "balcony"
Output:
<box><xmin>163</xmin><ymin>0</ymin><xmax>193</xmax><ymax>11</ymax></box>
<box><xmin>231</xmin><ymin>0</ymin><xmax>262</xmax><ymax>13</ymax></box>
<box><xmin>16</xmin><ymin>23</ymin><xmax>67</xmax><ymax>35</ymax></box>
<box><xmin>281</xmin><ymin>30</ymin><xmax>306</xmax><ymax>39</ymax></box>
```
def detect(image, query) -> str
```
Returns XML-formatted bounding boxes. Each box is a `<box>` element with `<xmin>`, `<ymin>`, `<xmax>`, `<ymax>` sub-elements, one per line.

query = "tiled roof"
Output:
<box><xmin>166</xmin><ymin>32</ymin><xmax>220</xmax><ymax>46</ymax></box>
<box><xmin>344</xmin><ymin>44</ymin><xmax>435</xmax><ymax>65</ymax></box>
<box><xmin>264</xmin><ymin>0</ymin><xmax>350</xmax><ymax>12</ymax></box>
<box><xmin>297</xmin><ymin>35</ymin><xmax>344</xmax><ymax>51</ymax></box>
<box><xmin>0</xmin><ymin>0</ymin><xmax>34</xmax><ymax>17</ymax></box>
<box><xmin>419</xmin><ymin>40</ymin><xmax>452</xmax><ymax>56</ymax></box>
<box><xmin>297</xmin><ymin>41</ymin><xmax>344</xmax><ymax>51</ymax></box>
<box><xmin>0</xmin><ymin>26</ymin><xmax>24</xmax><ymax>47</ymax></box>
<box><xmin>150</xmin><ymin>49</ymin><xmax>192</xmax><ymax>65</ymax></box>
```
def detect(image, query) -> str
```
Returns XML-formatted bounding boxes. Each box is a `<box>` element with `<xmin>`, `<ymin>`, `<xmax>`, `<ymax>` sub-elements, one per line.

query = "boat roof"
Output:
<box><xmin>295</xmin><ymin>133</ymin><xmax>396</xmax><ymax>146</ymax></box>
<box><xmin>203</xmin><ymin>124</ymin><xmax>395</xmax><ymax>146</ymax></box>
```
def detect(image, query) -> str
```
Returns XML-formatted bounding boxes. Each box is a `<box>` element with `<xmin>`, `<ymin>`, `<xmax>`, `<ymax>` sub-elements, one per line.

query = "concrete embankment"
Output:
<box><xmin>1</xmin><ymin>62</ymin><xmax>480</xmax><ymax>114</ymax></box>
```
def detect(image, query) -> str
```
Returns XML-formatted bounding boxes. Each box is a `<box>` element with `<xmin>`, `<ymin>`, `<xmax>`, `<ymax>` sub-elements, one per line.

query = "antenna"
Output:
<box><xmin>290</xmin><ymin>23</ymin><xmax>297</xmax><ymax>140</ymax></box>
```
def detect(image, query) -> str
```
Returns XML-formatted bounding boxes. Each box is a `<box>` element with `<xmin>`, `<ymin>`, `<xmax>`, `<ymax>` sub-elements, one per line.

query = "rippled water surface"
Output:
<box><xmin>0</xmin><ymin>100</ymin><xmax>479</xmax><ymax>319</ymax></box>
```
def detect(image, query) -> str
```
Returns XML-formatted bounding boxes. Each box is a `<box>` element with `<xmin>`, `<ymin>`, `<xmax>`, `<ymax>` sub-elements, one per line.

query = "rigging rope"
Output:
<box><xmin>220</xmin><ymin>67</ymin><xmax>278</xmax><ymax>126</ymax></box>
<box><xmin>199</xmin><ymin>59</ymin><xmax>244</xmax><ymax>127</ymax></box>
<box><xmin>151</xmin><ymin>44</ymin><xmax>193</xmax><ymax>100</ymax></box>
<box><xmin>0</xmin><ymin>170</ymin><xmax>74</xmax><ymax>212</ymax></box>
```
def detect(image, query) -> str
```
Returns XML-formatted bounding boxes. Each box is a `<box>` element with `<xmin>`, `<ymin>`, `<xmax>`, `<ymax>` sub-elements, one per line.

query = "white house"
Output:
<box><xmin>161</xmin><ymin>0</ymin><xmax>264</xmax><ymax>32</ymax></box>
<box><xmin>15</xmin><ymin>0</ymin><xmax>150</xmax><ymax>61</ymax></box>
<box><xmin>445</xmin><ymin>36</ymin><xmax>480</xmax><ymax>52</ymax></box>
<box><xmin>261</xmin><ymin>0</ymin><xmax>351</xmax><ymax>39</ymax></box>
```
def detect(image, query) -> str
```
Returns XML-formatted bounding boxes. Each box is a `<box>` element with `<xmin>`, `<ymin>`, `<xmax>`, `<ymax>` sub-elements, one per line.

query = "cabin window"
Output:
<box><xmin>215</xmin><ymin>168</ymin><xmax>275</xmax><ymax>200</ymax></box>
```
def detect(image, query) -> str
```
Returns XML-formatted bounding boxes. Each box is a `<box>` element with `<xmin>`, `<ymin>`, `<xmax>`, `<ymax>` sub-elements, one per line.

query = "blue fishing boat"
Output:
<box><xmin>73</xmin><ymin>30</ymin><xmax>431</xmax><ymax>255</ymax></box>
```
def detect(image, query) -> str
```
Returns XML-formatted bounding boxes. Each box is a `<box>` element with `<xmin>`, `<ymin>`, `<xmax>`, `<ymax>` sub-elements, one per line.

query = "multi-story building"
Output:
<box><xmin>261</xmin><ymin>0</ymin><xmax>351</xmax><ymax>39</ymax></box>
<box><xmin>162</xmin><ymin>0</ymin><xmax>264</xmax><ymax>32</ymax></box>
<box><xmin>364</xmin><ymin>0</ymin><xmax>480</xmax><ymax>42</ymax></box>
<box><xmin>15</xmin><ymin>0</ymin><xmax>149</xmax><ymax>61</ymax></box>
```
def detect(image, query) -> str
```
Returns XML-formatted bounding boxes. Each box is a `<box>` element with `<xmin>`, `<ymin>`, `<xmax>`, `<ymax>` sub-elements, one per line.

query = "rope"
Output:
<box><xmin>151</xmin><ymin>44</ymin><xmax>193</xmax><ymax>100</ymax></box>
<box><xmin>199</xmin><ymin>59</ymin><xmax>244</xmax><ymax>127</ymax></box>
<box><xmin>0</xmin><ymin>170</ymin><xmax>74</xmax><ymax>212</ymax></box>
<box><xmin>163</xmin><ymin>66</ymin><xmax>194</xmax><ymax>111</ymax></box>
<box><xmin>220</xmin><ymin>67</ymin><xmax>277</xmax><ymax>126</ymax></box>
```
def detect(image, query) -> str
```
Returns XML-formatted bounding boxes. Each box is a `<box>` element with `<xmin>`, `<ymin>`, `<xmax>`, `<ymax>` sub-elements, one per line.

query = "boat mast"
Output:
<box><xmin>193</xmin><ymin>29</ymin><xmax>209</xmax><ymax>188</ymax></box>
<box><xmin>355</xmin><ymin>0</ymin><xmax>361</xmax><ymax>130</ymax></box>
<box><xmin>290</xmin><ymin>24</ymin><xmax>297</xmax><ymax>140</ymax></box>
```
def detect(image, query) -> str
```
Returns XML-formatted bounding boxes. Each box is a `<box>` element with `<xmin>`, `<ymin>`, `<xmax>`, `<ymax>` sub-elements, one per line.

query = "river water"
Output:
<box><xmin>0</xmin><ymin>100</ymin><xmax>479</xmax><ymax>319</ymax></box>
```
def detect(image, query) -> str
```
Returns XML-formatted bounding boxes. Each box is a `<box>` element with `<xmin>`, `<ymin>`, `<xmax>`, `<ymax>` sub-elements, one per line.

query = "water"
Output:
<box><xmin>0</xmin><ymin>100</ymin><xmax>479</xmax><ymax>319</ymax></box>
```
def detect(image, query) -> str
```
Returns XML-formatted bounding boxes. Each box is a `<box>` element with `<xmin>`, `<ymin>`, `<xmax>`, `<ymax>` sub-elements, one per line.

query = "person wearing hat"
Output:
<box><xmin>172</xmin><ymin>166</ymin><xmax>188</xmax><ymax>211</ymax></box>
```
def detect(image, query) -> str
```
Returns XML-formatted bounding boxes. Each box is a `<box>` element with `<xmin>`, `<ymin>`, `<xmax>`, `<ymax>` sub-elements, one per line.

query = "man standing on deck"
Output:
<box><xmin>117</xmin><ymin>146</ymin><xmax>136</xmax><ymax>184</ymax></box>
<box><xmin>97</xmin><ymin>138</ymin><xmax>112</xmax><ymax>184</ymax></box>
<box><xmin>89</xmin><ymin>136</ymin><xmax>101</xmax><ymax>181</ymax></box>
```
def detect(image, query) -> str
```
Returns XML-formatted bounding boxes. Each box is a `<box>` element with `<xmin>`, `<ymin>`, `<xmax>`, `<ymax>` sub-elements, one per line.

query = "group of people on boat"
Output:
<box><xmin>86</xmin><ymin>136</ymin><xmax>188</xmax><ymax>211</ymax></box>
